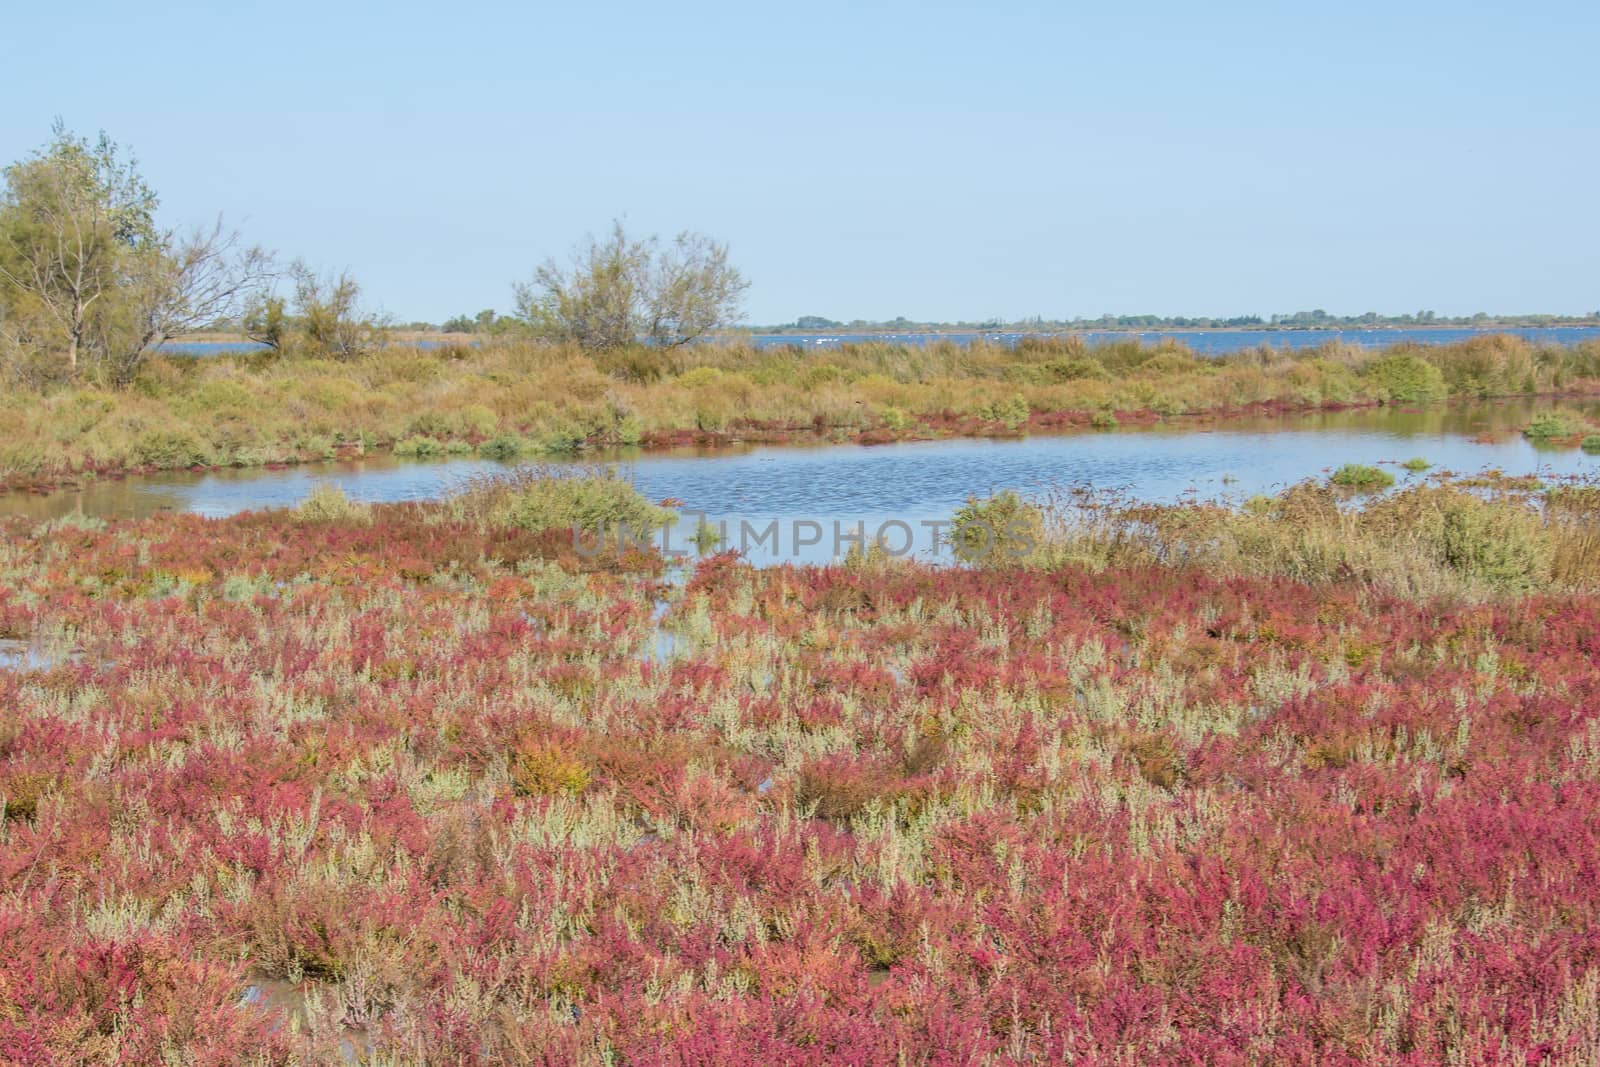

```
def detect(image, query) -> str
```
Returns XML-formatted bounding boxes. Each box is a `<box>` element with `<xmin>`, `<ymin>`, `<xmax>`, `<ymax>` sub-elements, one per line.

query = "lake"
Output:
<box><xmin>7</xmin><ymin>398</ymin><xmax>1596</xmax><ymax>565</ymax></box>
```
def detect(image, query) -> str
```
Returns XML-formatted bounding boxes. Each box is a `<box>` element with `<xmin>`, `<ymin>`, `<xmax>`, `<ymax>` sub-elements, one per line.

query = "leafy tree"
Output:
<box><xmin>287</xmin><ymin>261</ymin><xmax>388</xmax><ymax>360</ymax></box>
<box><xmin>241</xmin><ymin>262</ymin><xmax>387</xmax><ymax>360</ymax></box>
<box><xmin>0</xmin><ymin>123</ymin><xmax>157</xmax><ymax>373</ymax></box>
<box><xmin>242</xmin><ymin>293</ymin><xmax>289</xmax><ymax>351</ymax></box>
<box><xmin>514</xmin><ymin>221</ymin><xmax>748</xmax><ymax>350</ymax></box>
<box><xmin>0</xmin><ymin>122</ymin><xmax>273</xmax><ymax>384</ymax></box>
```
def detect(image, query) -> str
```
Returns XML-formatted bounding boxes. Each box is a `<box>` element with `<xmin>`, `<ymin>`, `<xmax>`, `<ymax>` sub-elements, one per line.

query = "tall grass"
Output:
<box><xmin>1010</xmin><ymin>478</ymin><xmax>1600</xmax><ymax>598</ymax></box>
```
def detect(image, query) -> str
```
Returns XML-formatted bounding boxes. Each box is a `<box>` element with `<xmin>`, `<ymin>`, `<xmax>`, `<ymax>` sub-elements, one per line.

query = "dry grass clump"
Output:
<box><xmin>447</xmin><ymin>463</ymin><xmax>671</xmax><ymax>535</ymax></box>
<box><xmin>1032</xmin><ymin>479</ymin><xmax>1585</xmax><ymax>597</ymax></box>
<box><xmin>295</xmin><ymin>483</ymin><xmax>372</xmax><ymax>524</ymax></box>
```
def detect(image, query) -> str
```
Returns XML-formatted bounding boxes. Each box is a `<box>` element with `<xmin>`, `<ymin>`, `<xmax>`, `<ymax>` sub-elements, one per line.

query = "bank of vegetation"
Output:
<box><xmin>4</xmin><ymin>332</ymin><xmax>1600</xmax><ymax>493</ymax></box>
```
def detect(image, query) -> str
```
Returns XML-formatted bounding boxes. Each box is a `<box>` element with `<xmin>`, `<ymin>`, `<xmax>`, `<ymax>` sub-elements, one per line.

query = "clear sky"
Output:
<box><xmin>4</xmin><ymin>1</ymin><xmax>1596</xmax><ymax>324</ymax></box>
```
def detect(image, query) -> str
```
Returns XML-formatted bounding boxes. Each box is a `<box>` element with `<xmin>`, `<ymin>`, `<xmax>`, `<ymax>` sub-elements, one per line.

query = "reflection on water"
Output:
<box><xmin>5</xmin><ymin>399</ymin><xmax>1599</xmax><ymax>564</ymax></box>
<box><xmin>0</xmin><ymin>638</ymin><xmax>80</xmax><ymax>671</ymax></box>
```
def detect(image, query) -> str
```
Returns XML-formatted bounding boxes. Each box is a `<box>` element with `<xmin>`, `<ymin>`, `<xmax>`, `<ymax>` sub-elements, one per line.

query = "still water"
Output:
<box><xmin>161</xmin><ymin>325</ymin><xmax>1600</xmax><ymax>358</ymax></box>
<box><xmin>7</xmin><ymin>399</ymin><xmax>1597</xmax><ymax>564</ymax></box>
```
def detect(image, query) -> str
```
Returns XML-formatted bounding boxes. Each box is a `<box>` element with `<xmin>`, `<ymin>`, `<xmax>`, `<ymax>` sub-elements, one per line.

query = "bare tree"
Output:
<box><xmin>644</xmin><ymin>232</ymin><xmax>750</xmax><ymax>348</ymax></box>
<box><xmin>514</xmin><ymin>221</ymin><xmax>748</xmax><ymax>351</ymax></box>
<box><xmin>105</xmin><ymin>221</ymin><xmax>277</xmax><ymax>383</ymax></box>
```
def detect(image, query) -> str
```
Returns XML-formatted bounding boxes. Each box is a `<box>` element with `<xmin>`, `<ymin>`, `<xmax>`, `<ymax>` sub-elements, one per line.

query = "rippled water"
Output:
<box><xmin>7</xmin><ymin>399</ymin><xmax>1598</xmax><ymax>564</ymax></box>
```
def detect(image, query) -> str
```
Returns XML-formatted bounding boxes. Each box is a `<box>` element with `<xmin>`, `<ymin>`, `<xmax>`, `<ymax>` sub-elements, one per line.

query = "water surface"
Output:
<box><xmin>8</xmin><ymin>399</ymin><xmax>1596</xmax><ymax>564</ymax></box>
<box><xmin>161</xmin><ymin>325</ymin><xmax>1600</xmax><ymax>357</ymax></box>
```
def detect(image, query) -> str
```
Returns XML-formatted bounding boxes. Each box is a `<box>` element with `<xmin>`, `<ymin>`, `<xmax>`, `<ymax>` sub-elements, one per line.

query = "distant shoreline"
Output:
<box><xmin>173</xmin><ymin>322</ymin><xmax>1600</xmax><ymax>346</ymax></box>
<box><xmin>748</xmin><ymin>322</ymin><xmax>1600</xmax><ymax>337</ymax></box>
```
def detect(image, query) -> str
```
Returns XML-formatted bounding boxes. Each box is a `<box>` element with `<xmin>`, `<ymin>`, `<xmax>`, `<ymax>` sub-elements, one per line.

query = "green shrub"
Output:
<box><xmin>534</xmin><ymin>424</ymin><xmax>588</xmax><ymax>455</ymax></box>
<box><xmin>134</xmin><ymin>428</ymin><xmax>208</xmax><ymax>469</ymax></box>
<box><xmin>406</xmin><ymin>412</ymin><xmax>456</xmax><ymax>438</ymax></box>
<box><xmin>1401</xmin><ymin>457</ymin><xmax>1432</xmax><ymax>473</ymax></box>
<box><xmin>457</xmin><ymin>404</ymin><xmax>499</xmax><ymax>437</ymax></box>
<box><xmin>1435</xmin><ymin>494</ymin><xmax>1550</xmax><ymax>592</ymax></box>
<box><xmin>478</xmin><ymin>435</ymin><xmax>527</xmax><ymax>460</ymax></box>
<box><xmin>1090</xmin><ymin>411</ymin><xmax>1118</xmax><ymax>430</ymax></box>
<box><xmin>1524</xmin><ymin>411</ymin><xmax>1586</xmax><ymax>441</ymax></box>
<box><xmin>1042</xmin><ymin>358</ymin><xmax>1109</xmax><ymax>382</ymax></box>
<box><xmin>616</xmin><ymin>415</ymin><xmax>645</xmax><ymax>445</ymax></box>
<box><xmin>1330</xmin><ymin>464</ymin><xmax>1395</xmax><ymax>490</ymax></box>
<box><xmin>985</xmin><ymin>394</ymin><xmax>1029</xmax><ymax>430</ymax></box>
<box><xmin>296</xmin><ymin>434</ymin><xmax>336</xmax><ymax>460</ymax></box>
<box><xmin>494</xmin><ymin>469</ymin><xmax>671</xmax><ymax>535</ymax></box>
<box><xmin>800</xmin><ymin>363</ymin><xmax>845</xmax><ymax>389</ymax></box>
<box><xmin>948</xmin><ymin>490</ymin><xmax>1045</xmax><ymax>566</ymax></box>
<box><xmin>876</xmin><ymin>406</ymin><xmax>913</xmax><ymax>431</ymax></box>
<box><xmin>296</xmin><ymin>483</ymin><xmax>371</xmax><ymax>524</ymax></box>
<box><xmin>1137</xmin><ymin>352</ymin><xmax>1203</xmax><ymax>376</ymax></box>
<box><xmin>1582</xmin><ymin>435</ymin><xmax>1600</xmax><ymax>454</ymax></box>
<box><xmin>1364</xmin><ymin>355</ymin><xmax>1448</xmax><ymax>404</ymax></box>
<box><xmin>0</xmin><ymin>441</ymin><xmax>48</xmax><ymax>478</ymax></box>
<box><xmin>394</xmin><ymin>435</ymin><xmax>443</xmax><ymax>457</ymax></box>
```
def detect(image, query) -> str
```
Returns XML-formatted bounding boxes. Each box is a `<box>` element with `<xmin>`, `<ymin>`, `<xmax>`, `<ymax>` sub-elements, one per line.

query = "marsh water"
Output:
<box><xmin>163</xmin><ymin>325</ymin><xmax>1600</xmax><ymax>357</ymax></box>
<box><xmin>7</xmin><ymin>398</ymin><xmax>1598</xmax><ymax>564</ymax></box>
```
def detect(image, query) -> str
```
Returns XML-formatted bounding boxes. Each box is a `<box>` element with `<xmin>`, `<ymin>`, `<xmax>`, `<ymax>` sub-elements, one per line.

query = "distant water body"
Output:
<box><xmin>161</xmin><ymin>325</ymin><xmax>1600</xmax><ymax>358</ymax></box>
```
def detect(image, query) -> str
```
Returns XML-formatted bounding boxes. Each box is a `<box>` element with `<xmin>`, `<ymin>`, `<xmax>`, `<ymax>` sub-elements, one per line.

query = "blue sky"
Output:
<box><xmin>4</xmin><ymin>1</ymin><xmax>1596</xmax><ymax>324</ymax></box>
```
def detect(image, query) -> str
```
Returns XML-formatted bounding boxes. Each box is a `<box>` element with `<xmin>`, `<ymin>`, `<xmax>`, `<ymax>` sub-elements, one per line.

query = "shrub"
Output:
<box><xmin>1042</xmin><ymin>357</ymin><xmax>1109</xmax><ymax>382</ymax></box>
<box><xmin>1364</xmin><ymin>354</ymin><xmax>1448</xmax><ymax>404</ymax></box>
<box><xmin>1136</xmin><ymin>352</ymin><xmax>1202</xmax><ymax>376</ymax></box>
<box><xmin>510</xmin><ymin>740</ymin><xmax>591</xmax><ymax>797</ymax></box>
<box><xmin>296</xmin><ymin>434</ymin><xmax>336</xmax><ymax>460</ymax></box>
<box><xmin>878</xmin><ymin>406</ymin><xmax>913</xmax><ymax>431</ymax></box>
<box><xmin>534</xmin><ymin>424</ymin><xmax>588</xmax><ymax>454</ymax></box>
<box><xmin>1401</xmin><ymin>457</ymin><xmax>1432</xmax><ymax>472</ymax></box>
<box><xmin>394</xmin><ymin>435</ymin><xmax>443</xmax><ymax>457</ymax></box>
<box><xmin>985</xmin><ymin>394</ymin><xmax>1029</xmax><ymax>429</ymax></box>
<box><xmin>1090</xmin><ymin>410</ymin><xmax>1118</xmax><ymax>430</ymax></box>
<box><xmin>478</xmin><ymin>435</ymin><xmax>527</xmax><ymax>460</ymax></box>
<box><xmin>948</xmin><ymin>490</ymin><xmax>1045</xmax><ymax>566</ymax></box>
<box><xmin>296</xmin><ymin>483</ymin><xmax>371</xmax><ymax>524</ymax></box>
<box><xmin>457</xmin><ymin>404</ymin><xmax>499</xmax><ymax>437</ymax></box>
<box><xmin>134</xmin><ymin>428</ymin><xmax>209</xmax><ymax>469</ymax></box>
<box><xmin>1436</xmin><ymin>493</ymin><xmax>1550</xmax><ymax>592</ymax></box>
<box><xmin>1583</xmin><ymin>435</ymin><xmax>1600</xmax><ymax>454</ymax></box>
<box><xmin>406</xmin><ymin>412</ymin><xmax>456</xmax><ymax>438</ymax></box>
<box><xmin>794</xmin><ymin>756</ymin><xmax>894</xmax><ymax>821</ymax></box>
<box><xmin>0</xmin><ymin>772</ymin><xmax>50</xmax><ymax>822</ymax></box>
<box><xmin>1330</xmin><ymin>464</ymin><xmax>1394</xmax><ymax>490</ymax></box>
<box><xmin>1523</xmin><ymin>411</ymin><xmax>1587</xmax><ymax>441</ymax></box>
<box><xmin>481</xmin><ymin>468</ymin><xmax>671</xmax><ymax>536</ymax></box>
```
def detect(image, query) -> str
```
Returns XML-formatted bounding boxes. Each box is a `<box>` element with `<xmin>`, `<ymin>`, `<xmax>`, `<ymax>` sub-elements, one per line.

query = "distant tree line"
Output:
<box><xmin>761</xmin><ymin>309</ymin><xmax>1600</xmax><ymax>333</ymax></box>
